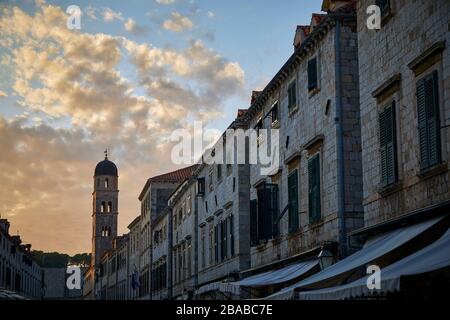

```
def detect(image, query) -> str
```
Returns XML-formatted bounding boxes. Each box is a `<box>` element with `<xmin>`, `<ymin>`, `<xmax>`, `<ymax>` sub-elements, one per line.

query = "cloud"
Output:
<box><xmin>207</xmin><ymin>11</ymin><xmax>214</xmax><ymax>18</ymax></box>
<box><xmin>85</xmin><ymin>6</ymin><xmax>97</xmax><ymax>20</ymax></box>
<box><xmin>163</xmin><ymin>12</ymin><xmax>193</xmax><ymax>32</ymax></box>
<box><xmin>102</xmin><ymin>7</ymin><xmax>124</xmax><ymax>22</ymax></box>
<box><xmin>0</xmin><ymin>3</ymin><xmax>245</xmax><ymax>254</ymax></box>
<box><xmin>124</xmin><ymin>18</ymin><xmax>149</xmax><ymax>36</ymax></box>
<box><xmin>156</xmin><ymin>0</ymin><xmax>175</xmax><ymax>4</ymax></box>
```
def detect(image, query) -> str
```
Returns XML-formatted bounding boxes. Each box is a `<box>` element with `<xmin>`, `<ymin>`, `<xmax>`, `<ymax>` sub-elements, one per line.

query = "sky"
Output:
<box><xmin>0</xmin><ymin>0</ymin><xmax>322</xmax><ymax>255</ymax></box>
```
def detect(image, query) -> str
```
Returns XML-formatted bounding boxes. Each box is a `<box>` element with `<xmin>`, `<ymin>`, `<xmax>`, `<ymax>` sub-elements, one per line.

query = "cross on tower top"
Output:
<box><xmin>104</xmin><ymin>148</ymin><xmax>108</xmax><ymax>160</ymax></box>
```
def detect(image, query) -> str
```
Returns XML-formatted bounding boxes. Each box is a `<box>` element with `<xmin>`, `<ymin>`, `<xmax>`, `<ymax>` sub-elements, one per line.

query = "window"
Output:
<box><xmin>308</xmin><ymin>154</ymin><xmax>321</xmax><ymax>222</ymax></box>
<box><xmin>214</xmin><ymin>225</ymin><xmax>219</xmax><ymax>263</ymax></box>
<box><xmin>255</xmin><ymin>119</ymin><xmax>263</xmax><ymax>137</ymax></box>
<box><xmin>226</xmin><ymin>164</ymin><xmax>232</xmax><ymax>176</ymax></box>
<box><xmin>208</xmin><ymin>170</ymin><xmax>214</xmax><ymax>192</ymax></box>
<box><xmin>178</xmin><ymin>209</ymin><xmax>182</xmax><ymax>225</ymax></box>
<box><xmin>104</xmin><ymin>178</ymin><xmax>109</xmax><ymax>189</ymax></box>
<box><xmin>288</xmin><ymin>170</ymin><xmax>299</xmax><ymax>233</ymax></box>
<box><xmin>197</xmin><ymin>177</ymin><xmax>205</xmax><ymax>195</ymax></box>
<box><xmin>101</xmin><ymin>201</ymin><xmax>106</xmax><ymax>213</ymax></box>
<box><xmin>379</xmin><ymin>102</ymin><xmax>398</xmax><ymax>186</ymax></box>
<box><xmin>187</xmin><ymin>195</ymin><xmax>191</xmax><ymax>215</ymax></box>
<box><xmin>220</xmin><ymin>219</ymin><xmax>228</xmax><ymax>261</ymax></box>
<box><xmin>257</xmin><ymin>184</ymin><xmax>279</xmax><ymax>242</ymax></box>
<box><xmin>187</xmin><ymin>242</ymin><xmax>192</xmax><ymax>277</ymax></box>
<box><xmin>228</xmin><ymin>214</ymin><xmax>234</xmax><ymax>256</ymax></box>
<box><xmin>288</xmin><ymin>81</ymin><xmax>297</xmax><ymax>110</ymax></box>
<box><xmin>250</xmin><ymin>199</ymin><xmax>258</xmax><ymax>246</ymax></box>
<box><xmin>308</xmin><ymin>57</ymin><xmax>318</xmax><ymax>91</ymax></box>
<box><xmin>271</xmin><ymin>102</ymin><xmax>279</xmax><ymax>124</ymax></box>
<box><xmin>417</xmin><ymin>71</ymin><xmax>441</xmax><ymax>170</ymax></box>
<box><xmin>108</xmin><ymin>201</ymin><xmax>112</xmax><ymax>213</ymax></box>
<box><xmin>209</xmin><ymin>226</ymin><xmax>214</xmax><ymax>265</ymax></box>
<box><xmin>217</xmin><ymin>164</ymin><xmax>222</xmax><ymax>181</ymax></box>
<box><xmin>201</xmin><ymin>233</ymin><xmax>206</xmax><ymax>268</ymax></box>
<box><xmin>376</xmin><ymin>0</ymin><xmax>390</xmax><ymax>18</ymax></box>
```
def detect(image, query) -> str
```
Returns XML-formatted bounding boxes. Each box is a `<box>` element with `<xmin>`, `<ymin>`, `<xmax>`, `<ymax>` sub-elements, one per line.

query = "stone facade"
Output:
<box><xmin>150</xmin><ymin>208</ymin><xmax>169</xmax><ymax>300</ymax></box>
<box><xmin>0</xmin><ymin>219</ymin><xmax>44</xmax><ymax>299</ymax></box>
<box><xmin>356</xmin><ymin>0</ymin><xmax>450</xmax><ymax>227</ymax></box>
<box><xmin>242</xmin><ymin>4</ymin><xmax>363</xmax><ymax>271</ymax></box>
<box><xmin>170</xmin><ymin>180</ymin><xmax>197</xmax><ymax>299</ymax></box>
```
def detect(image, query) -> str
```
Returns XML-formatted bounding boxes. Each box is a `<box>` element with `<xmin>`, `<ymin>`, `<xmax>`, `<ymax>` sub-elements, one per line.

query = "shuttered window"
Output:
<box><xmin>222</xmin><ymin>219</ymin><xmax>228</xmax><ymax>260</ymax></box>
<box><xmin>288</xmin><ymin>171</ymin><xmax>299</xmax><ymax>233</ymax></box>
<box><xmin>250</xmin><ymin>199</ymin><xmax>258</xmax><ymax>246</ymax></box>
<box><xmin>288</xmin><ymin>81</ymin><xmax>297</xmax><ymax>110</ymax></box>
<box><xmin>376</xmin><ymin>0</ymin><xmax>390</xmax><ymax>17</ymax></box>
<box><xmin>417</xmin><ymin>71</ymin><xmax>441</xmax><ymax>170</ymax></box>
<box><xmin>229</xmin><ymin>215</ymin><xmax>234</xmax><ymax>256</ymax></box>
<box><xmin>308</xmin><ymin>154</ymin><xmax>321</xmax><ymax>222</ymax></box>
<box><xmin>379</xmin><ymin>102</ymin><xmax>398</xmax><ymax>186</ymax></box>
<box><xmin>308</xmin><ymin>57</ymin><xmax>318</xmax><ymax>91</ymax></box>
<box><xmin>214</xmin><ymin>225</ymin><xmax>219</xmax><ymax>263</ymax></box>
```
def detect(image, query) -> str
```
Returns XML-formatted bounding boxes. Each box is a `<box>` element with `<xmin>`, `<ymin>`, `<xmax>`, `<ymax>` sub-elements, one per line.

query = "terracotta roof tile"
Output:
<box><xmin>148</xmin><ymin>165</ymin><xmax>198</xmax><ymax>183</ymax></box>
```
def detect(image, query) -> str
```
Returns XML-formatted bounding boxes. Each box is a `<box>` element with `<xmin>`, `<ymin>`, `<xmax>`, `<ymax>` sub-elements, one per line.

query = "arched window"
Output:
<box><xmin>101</xmin><ymin>202</ymin><xmax>106</xmax><ymax>213</ymax></box>
<box><xmin>97</xmin><ymin>178</ymin><xmax>100</xmax><ymax>188</ymax></box>
<box><xmin>105</xmin><ymin>178</ymin><xmax>109</xmax><ymax>189</ymax></box>
<box><xmin>108</xmin><ymin>227</ymin><xmax>111</xmax><ymax>237</ymax></box>
<box><xmin>108</xmin><ymin>202</ymin><xmax>112</xmax><ymax>213</ymax></box>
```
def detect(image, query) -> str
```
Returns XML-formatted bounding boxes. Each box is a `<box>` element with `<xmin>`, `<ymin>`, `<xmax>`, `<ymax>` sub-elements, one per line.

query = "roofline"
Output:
<box><xmin>241</xmin><ymin>10</ymin><xmax>356</xmax><ymax>124</ymax></box>
<box><xmin>127</xmin><ymin>215</ymin><xmax>141</xmax><ymax>230</ymax></box>
<box><xmin>138</xmin><ymin>165</ymin><xmax>198</xmax><ymax>201</ymax></box>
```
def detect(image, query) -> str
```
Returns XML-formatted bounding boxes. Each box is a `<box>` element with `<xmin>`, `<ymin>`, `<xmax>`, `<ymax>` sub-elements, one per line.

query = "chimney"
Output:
<box><xmin>293</xmin><ymin>25</ymin><xmax>310</xmax><ymax>49</ymax></box>
<box><xmin>0</xmin><ymin>219</ymin><xmax>10</xmax><ymax>234</ymax></box>
<box><xmin>251</xmin><ymin>91</ymin><xmax>262</xmax><ymax>105</ymax></box>
<box><xmin>310</xmin><ymin>13</ymin><xmax>326</xmax><ymax>31</ymax></box>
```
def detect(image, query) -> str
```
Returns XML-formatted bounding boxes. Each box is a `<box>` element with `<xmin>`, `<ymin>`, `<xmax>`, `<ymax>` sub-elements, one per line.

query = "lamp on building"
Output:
<box><xmin>318</xmin><ymin>244</ymin><xmax>334</xmax><ymax>270</ymax></box>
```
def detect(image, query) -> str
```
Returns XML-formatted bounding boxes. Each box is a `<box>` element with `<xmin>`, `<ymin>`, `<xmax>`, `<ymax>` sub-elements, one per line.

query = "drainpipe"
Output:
<box><xmin>168</xmin><ymin>206</ymin><xmax>173</xmax><ymax>299</ymax></box>
<box><xmin>334</xmin><ymin>17</ymin><xmax>347</xmax><ymax>258</ymax></box>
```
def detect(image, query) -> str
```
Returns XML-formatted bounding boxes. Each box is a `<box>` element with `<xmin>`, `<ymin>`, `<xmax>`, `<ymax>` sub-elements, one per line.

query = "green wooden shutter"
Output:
<box><xmin>250</xmin><ymin>199</ymin><xmax>258</xmax><ymax>246</ymax></box>
<box><xmin>288</xmin><ymin>82</ymin><xmax>296</xmax><ymax>109</ymax></box>
<box><xmin>214</xmin><ymin>225</ymin><xmax>218</xmax><ymax>262</ymax></box>
<box><xmin>308</xmin><ymin>58</ymin><xmax>318</xmax><ymax>90</ymax></box>
<box><xmin>229</xmin><ymin>215</ymin><xmax>234</xmax><ymax>256</ymax></box>
<box><xmin>223</xmin><ymin>219</ymin><xmax>228</xmax><ymax>259</ymax></box>
<box><xmin>417</xmin><ymin>71</ymin><xmax>441</xmax><ymax>170</ymax></box>
<box><xmin>288</xmin><ymin>171</ymin><xmax>299</xmax><ymax>233</ymax></box>
<box><xmin>308</xmin><ymin>155</ymin><xmax>321</xmax><ymax>222</ymax></box>
<box><xmin>269</xmin><ymin>184</ymin><xmax>279</xmax><ymax>237</ymax></box>
<box><xmin>379</xmin><ymin>102</ymin><xmax>397</xmax><ymax>185</ymax></box>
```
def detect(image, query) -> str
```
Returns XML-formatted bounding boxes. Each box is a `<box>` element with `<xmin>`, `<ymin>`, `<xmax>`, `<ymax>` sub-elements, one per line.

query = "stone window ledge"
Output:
<box><xmin>417</xmin><ymin>162</ymin><xmax>448</xmax><ymax>181</ymax></box>
<box><xmin>288</xmin><ymin>106</ymin><xmax>299</xmax><ymax>117</ymax></box>
<box><xmin>377</xmin><ymin>181</ymin><xmax>403</xmax><ymax>197</ymax></box>
<box><xmin>308</xmin><ymin>87</ymin><xmax>320</xmax><ymax>98</ymax></box>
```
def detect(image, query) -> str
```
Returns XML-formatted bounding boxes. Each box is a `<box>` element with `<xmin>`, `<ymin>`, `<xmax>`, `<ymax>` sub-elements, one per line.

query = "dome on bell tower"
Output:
<box><xmin>94</xmin><ymin>150</ymin><xmax>118</xmax><ymax>177</ymax></box>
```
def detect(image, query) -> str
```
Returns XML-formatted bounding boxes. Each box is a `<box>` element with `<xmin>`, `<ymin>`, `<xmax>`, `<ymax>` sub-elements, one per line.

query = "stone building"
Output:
<box><xmin>150</xmin><ymin>208</ymin><xmax>169</xmax><ymax>300</ymax></box>
<box><xmin>0</xmin><ymin>219</ymin><xmax>44</xmax><ymax>299</ymax></box>
<box><xmin>355</xmin><ymin>0</ymin><xmax>450</xmax><ymax>227</ymax></box>
<box><xmin>138</xmin><ymin>166</ymin><xmax>197</xmax><ymax>299</ymax></box>
<box><xmin>95</xmin><ymin>235</ymin><xmax>129</xmax><ymax>300</ymax></box>
<box><xmin>127</xmin><ymin>216</ymin><xmax>140</xmax><ymax>300</ymax></box>
<box><xmin>192</xmin><ymin>117</ymin><xmax>252</xmax><ymax>299</ymax></box>
<box><xmin>219</xmin><ymin>1</ymin><xmax>363</xmax><ymax>298</ymax></box>
<box><xmin>168</xmin><ymin>178</ymin><xmax>196</xmax><ymax>299</ymax></box>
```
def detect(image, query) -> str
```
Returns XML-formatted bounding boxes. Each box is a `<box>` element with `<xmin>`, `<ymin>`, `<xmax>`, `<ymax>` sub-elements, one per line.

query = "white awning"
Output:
<box><xmin>232</xmin><ymin>259</ymin><xmax>318</xmax><ymax>287</ymax></box>
<box><xmin>196</xmin><ymin>259</ymin><xmax>318</xmax><ymax>297</ymax></box>
<box><xmin>263</xmin><ymin>216</ymin><xmax>444</xmax><ymax>300</ymax></box>
<box><xmin>299</xmin><ymin>225</ymin><xmax>450</xmax><ymax>300</ymax></box>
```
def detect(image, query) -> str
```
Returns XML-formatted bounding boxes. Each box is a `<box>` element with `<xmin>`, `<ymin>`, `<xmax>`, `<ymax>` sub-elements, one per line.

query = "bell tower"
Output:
<box><xmin>92</xmin><ymin>150</ymin><xmax>119</xmax><ymax>267</ymax></box>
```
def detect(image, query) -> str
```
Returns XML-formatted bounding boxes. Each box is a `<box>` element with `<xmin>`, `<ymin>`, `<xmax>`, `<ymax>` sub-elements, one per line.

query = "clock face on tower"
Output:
<box><xmin>91</xmin><ymin>152</ymin><xmax>119</xmax><ymax>267</ymax></box>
